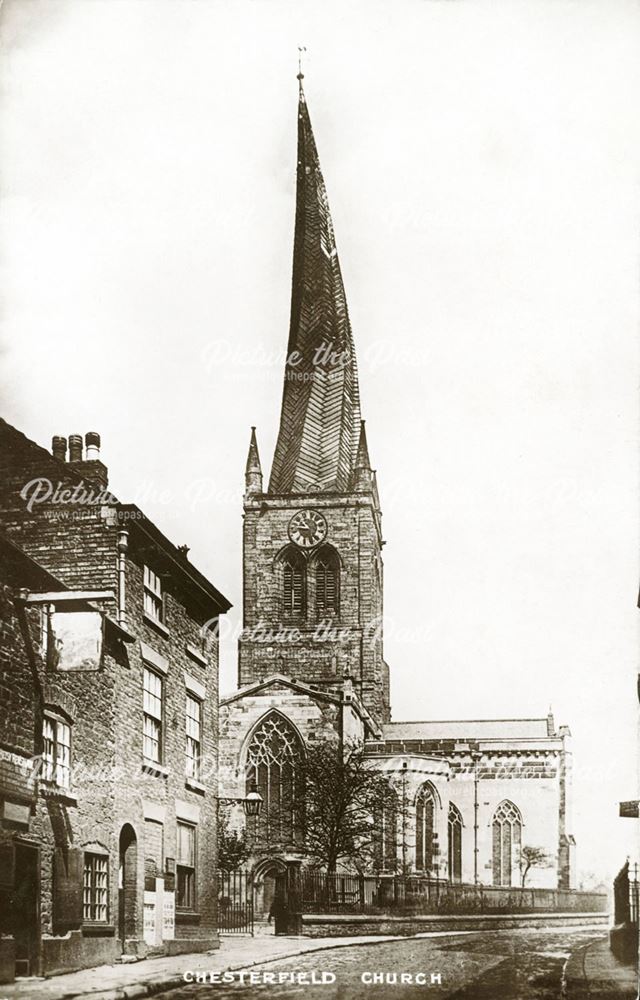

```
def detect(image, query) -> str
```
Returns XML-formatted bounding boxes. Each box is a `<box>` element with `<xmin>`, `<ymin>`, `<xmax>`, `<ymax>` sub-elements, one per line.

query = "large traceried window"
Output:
<box><xmin>448</xmin><ymin>803</ymin><xmax>463</xmax><ymax>883</ymax></box>
<box><xmin>492</xmin><ymin>800</ymin><xmax>522</xmax><ymax>886</ymax></box>
<box><xmin>374</xmin><ymin>784</ymin><xmax>398</xmax><ymax>872</ymax></box>
<box><xmin>313</xmin><ymin>546</ymin><xmax>340</xmax><ymax>619</ymax></box>
<box><xmin>245</xmin><ymin>712</ymin><xmax>304</xmax><ymax>845</ymax></box>
<box><xmin>415</xmin><ymin>783</ymin><xmax>437</xmax><ymax>875</ymax></box>
<box><xmin>281</xmin><ymin>547</ymin><xmax>306</xmax><ymax>620</ymax></box>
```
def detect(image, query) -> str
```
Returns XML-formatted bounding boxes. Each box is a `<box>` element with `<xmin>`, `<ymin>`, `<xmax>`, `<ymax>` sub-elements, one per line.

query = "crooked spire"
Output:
<box><xmin>268</xmin><ymin>81</ymin><xmax>362</xmax><ymax>494</ymax></box>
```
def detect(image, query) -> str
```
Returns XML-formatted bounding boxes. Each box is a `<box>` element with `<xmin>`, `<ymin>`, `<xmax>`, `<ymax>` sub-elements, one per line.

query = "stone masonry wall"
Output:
<box><xmin>239</xmin><ymin>491</ymin><xmax>388</xmax><ymax>727</ymax></box>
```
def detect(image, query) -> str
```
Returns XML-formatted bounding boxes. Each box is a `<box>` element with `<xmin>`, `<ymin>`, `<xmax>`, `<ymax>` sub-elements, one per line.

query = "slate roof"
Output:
<box><xmin>382</xmin><ymin>718</ymin><xmax>553</xmax><ymax>741</ymax></box>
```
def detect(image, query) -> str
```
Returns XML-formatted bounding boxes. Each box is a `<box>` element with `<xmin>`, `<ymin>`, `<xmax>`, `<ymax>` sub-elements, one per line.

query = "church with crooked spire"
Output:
<box><xmin>218</xmin><ymin>78</ymin><xmax>575</xmax><ymax>900</ymax></box>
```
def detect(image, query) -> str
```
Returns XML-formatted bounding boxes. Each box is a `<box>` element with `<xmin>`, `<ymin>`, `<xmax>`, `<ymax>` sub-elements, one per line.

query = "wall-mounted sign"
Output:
<box><xmin>619</xmin><ymin>800</ymin><xmax>639</xmax><ymax>818</ymax></box>
<box><xmin>2</xmin><ymin>800</ymin><xmax>31</xmax><ymax>826</ymax></box>
<box><xmin>0</xmin><ymin>750</ymin><xmax>37</xmax><ymax>802</ymax></box>
<box><xmin>50</xmin><ymin>611</ymin><xmax>104</xmax><ymax>671</ymax></box>
<box><xmin>143</xmin><ymin>894</ymin><xmax>156</xmax><ymax>946</ymax></box>
<box><xmin>162</xmin><ymin>891</ymin><xmax>175</xmax><ymax>941</ymax></box>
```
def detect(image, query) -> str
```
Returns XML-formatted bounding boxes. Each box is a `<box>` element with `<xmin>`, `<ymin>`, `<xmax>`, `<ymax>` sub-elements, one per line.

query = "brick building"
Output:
<box><xmin>218</xmin><ymin>79</ymin><xmax>576</xmax><ymax>905</ymax></box>
<box><xmin>0</xmin><ymin>421</ymin><xmax>230</xmax><ymax>982</ymax></box>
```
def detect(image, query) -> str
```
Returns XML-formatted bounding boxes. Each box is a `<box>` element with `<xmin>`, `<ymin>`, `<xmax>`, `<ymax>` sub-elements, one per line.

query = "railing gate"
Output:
<box><xmin>217</xmin><ymin>869</ymin><xmax>254</xmax><ymax>935</ymax></box>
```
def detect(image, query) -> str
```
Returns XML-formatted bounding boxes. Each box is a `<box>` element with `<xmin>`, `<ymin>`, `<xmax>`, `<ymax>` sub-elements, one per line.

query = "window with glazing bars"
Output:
<box><xmin>143</xmin><ymin>667</ymin><xmax>163</xmax><ymax>763</ymax></box>
<box><xmin>143</xmin><ymin>565</ymin><xmax>164</xmax><ymax>622</ymax></box>
<box><xmin>83</xmin><ymin>853</ymin><xmax>108</xmax><ymax>922</ymax></box>
<box><xmin>185</xmin><ymin>694</ymin><xmax>201</xmax><ymax>779</ymax></box>
<box><xmin>42</xmin><ymin>715</ymin><xmax>71</xmax><ymax>788</ymax></box>
<box><xmin>176</xmin><ymin>822</ymin><xmax>196</xmax><ymax>910</ymax></box>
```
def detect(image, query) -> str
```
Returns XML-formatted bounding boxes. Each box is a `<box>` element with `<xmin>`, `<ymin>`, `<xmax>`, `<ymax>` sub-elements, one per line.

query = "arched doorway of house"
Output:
<box><xmin>118</xmin><ymin>824</ymin><xmax>138</xmax><ymax>951</ymax></box>
<box><xmin>253</xmin><ymin>858</ymin><xmax>287</xmax><ymax>931</ymax></box>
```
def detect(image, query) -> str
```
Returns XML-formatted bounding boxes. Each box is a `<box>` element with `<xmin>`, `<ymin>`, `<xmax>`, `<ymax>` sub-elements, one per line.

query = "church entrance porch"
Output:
<box><xmin>252</xmin><ymin>858</ymin><xmax>287</xmax><ymax>933</ymax></box>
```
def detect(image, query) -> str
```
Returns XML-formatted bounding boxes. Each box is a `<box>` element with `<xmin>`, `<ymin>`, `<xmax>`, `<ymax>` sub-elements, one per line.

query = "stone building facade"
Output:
<box><xmin>218</xmin><ymin>79</ymin><xmax>576</xmax><ymax>900</ymax></box>
<box><xmin>0</xmin><ymin>420</ymin><xmax>230</xmax><ymax>982</ymax></box>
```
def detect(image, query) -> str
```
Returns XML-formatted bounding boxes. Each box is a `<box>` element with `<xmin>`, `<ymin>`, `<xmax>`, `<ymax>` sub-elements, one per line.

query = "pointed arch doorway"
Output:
<box><xmin>253</xmin><ymin>858</ymin><xmax>287</xmax><ymax>931</ymax></box>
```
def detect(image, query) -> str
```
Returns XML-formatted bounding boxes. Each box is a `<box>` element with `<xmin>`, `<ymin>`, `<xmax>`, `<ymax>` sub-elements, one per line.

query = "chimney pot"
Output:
<box><xmin>52</xmin><ymin>436</ymin><xmax>67</xmax><ymax>462</ymax></box>
<box><xmin>68</xmin><ymin>434</ymin><xmax>83</xmax><ymax>462</ymax></box>
<box><xmin>85</xmin><ymin>431</ymin><xmax>101</xmax><ymax>460</ymax></box>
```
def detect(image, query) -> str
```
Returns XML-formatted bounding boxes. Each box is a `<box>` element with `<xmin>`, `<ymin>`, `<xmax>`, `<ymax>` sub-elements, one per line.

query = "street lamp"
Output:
<box><xmin>243</xmin><ymin>780</ymin><xmax>263</xmax><ymax>818</ymax></box>
<box><xmin>217</xmin><ymin>779</ymin><xmax>263</xmax><ymax>817</ymax></box>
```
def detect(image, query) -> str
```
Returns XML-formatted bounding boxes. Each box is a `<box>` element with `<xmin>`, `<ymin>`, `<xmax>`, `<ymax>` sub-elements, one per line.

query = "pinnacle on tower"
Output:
<box><xmin>352</xmin><ymin>420</ymin><xmax>373</xmax><ymax>492</ymax></box>
<box><xmin>245</xmin><ymin>427</ymin><xmax>263</xmax><ymax>495</ymax></box>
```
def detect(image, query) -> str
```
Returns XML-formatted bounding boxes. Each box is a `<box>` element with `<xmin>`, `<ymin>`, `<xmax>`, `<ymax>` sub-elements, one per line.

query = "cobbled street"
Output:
<box><xmin>164</xmin><ymin>927</ymin><xmax>606</xmax><ymax>1000</ymax></box>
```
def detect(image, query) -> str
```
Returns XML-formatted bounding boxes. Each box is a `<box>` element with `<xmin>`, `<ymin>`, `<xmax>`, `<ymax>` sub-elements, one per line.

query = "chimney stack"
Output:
<box><xmin>85</xmin><ymin>431</ymin><xmax>101</xmax><ymax>460</ymax></box>
<box><xmin>64</xmin><ymin>430</ymin><xmax>109</xmax><ymax>489</ymax></box>
<box><xmin>52</xmin><ymin>436</ymin><xmax>67</xmax><ymax>462</ymax></box>
<box><xmin>68</xmin><ymin>434</ymin><xmax>83</xmax><ymax>462</ymax></box>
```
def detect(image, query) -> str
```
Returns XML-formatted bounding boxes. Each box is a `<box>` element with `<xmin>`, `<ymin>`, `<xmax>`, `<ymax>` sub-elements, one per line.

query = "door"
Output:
<box><xmin>13</xmin><ymin>844</ymin><xmax>39</xmax><ymax>977</ymax></box>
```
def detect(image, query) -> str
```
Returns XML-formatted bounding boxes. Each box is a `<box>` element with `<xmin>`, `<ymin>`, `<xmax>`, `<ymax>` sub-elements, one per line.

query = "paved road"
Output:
<box><xmin>165</xmin><ymin>927</ymin><xmax>606</xmax><ymax>1000</ymax></box>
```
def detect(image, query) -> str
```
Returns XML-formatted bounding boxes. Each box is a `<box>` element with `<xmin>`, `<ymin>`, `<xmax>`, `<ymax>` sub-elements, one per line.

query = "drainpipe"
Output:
<box><xmin>471</xmin><ymin>750</ymin><xmax>482</xmax><ymax>885</ymax></box>
<box><xmin>117</xmin><ymin>529</ymin><xmax>128</xmax><ymax>629</ymax></box>
<box><xmin>401</xmin><ymin>761</ymin><xmax>408</xmax><ymax>874</ymax></box>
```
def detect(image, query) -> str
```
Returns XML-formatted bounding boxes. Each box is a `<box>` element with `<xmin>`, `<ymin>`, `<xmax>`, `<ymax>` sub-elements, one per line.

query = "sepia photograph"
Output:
<box><xmin>0</xmin><ymin>1</ymin><xmax>638</xmax><ymax>997</ymax></box>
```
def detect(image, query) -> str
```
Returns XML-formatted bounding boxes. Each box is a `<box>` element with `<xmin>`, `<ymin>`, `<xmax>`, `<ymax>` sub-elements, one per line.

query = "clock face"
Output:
<box><xmin>288</xmin><ymin>509</ymin><xmax>327</xmax><ymax>549</ymax></box>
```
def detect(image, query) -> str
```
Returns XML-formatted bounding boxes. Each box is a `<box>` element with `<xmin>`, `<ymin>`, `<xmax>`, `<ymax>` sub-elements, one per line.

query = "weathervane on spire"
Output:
<box><xmin>297</xmin><ymin>45</ymin><xmax>306</xmax><ymax>83</ymax></box>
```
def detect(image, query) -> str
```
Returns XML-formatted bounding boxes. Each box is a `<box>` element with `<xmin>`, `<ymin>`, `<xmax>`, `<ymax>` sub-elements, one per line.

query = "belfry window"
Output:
<box><xmin>281</xmin><ymin>547</ymin><xmax>306</xmax><ymax>620</ymax></box>
<box><xmin>448</xmin><ymin>802</ymin><xmax>463</xmax><ymax>883</ymax></box>
<box><xmin>492</xmin><ymin>800</ymin><xmax>522</xmax><ymax>887</ymax></box>
<box><xmin>415</xmin><ymin>783</ymin><xmax>437</xmax><ymax>874</ymax></box>
<box><xmin>246</xmin><ymin>712</ymin><xmax>304</xmax><ymax>845</ymax></box>
<box><xmin>314</xmin><ymin>546</ymin><xmax>340</xmax><ymax>619</ymax></box>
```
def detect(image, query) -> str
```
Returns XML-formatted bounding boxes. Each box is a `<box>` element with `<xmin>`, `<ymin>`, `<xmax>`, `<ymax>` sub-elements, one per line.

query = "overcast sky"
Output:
<box><xmin>1</xmin><ymin>0</ymin><xmax>639</xmax><ymax>883</ymax></box>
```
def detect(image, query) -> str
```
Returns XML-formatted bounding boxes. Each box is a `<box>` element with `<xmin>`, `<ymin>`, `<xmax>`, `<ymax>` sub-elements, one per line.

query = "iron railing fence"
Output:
<box><xmin>216</xmin><ymin>869</ymin><xmax>254</xmax><ymax>935</ymax></box>
<box><xmin>300</xmin><ymin>871</ymin><xmax>608</xmax><ymax>916</ymax></box>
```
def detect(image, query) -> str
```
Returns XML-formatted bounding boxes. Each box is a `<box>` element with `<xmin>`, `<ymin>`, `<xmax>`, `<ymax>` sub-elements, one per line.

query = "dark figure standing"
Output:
<box><xmin>268</xmin><ymin>888</ymin><xmax>289</xmax><ymax>935</ymax></box>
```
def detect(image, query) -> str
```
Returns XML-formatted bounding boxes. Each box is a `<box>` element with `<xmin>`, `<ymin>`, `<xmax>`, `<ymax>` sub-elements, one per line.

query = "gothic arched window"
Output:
<box><xmin>245</xmin><ymin>713</ymin><xmax>304</xmax><ymax>846</ymax></box>
<box><xmin>374</xmin><ymin>784</ymin><xmax>398</xmax><ymax>872</ymax></box>
<box><xmin>448</xmin><ymin>803</ymin><xmax>463</xmax><ymax>883</ymax></box>
<box><xmin>492</xmin><ymin>800</ymin><xmax>522</xmax><ymax>887</ymax></box>
<box><xmin>280</xmin><ymin>546</ymin><xmax>306</xmax><ymax>620</ymax></box>
<box><xmin>415</xmin><ymin>783</ymin><xmax>437</xmax><ymax>874</ymax></box>
<box><xmin>313</xmin><ymin>545</ymin><xmax>340</xmax><ymax>619</ymax></box>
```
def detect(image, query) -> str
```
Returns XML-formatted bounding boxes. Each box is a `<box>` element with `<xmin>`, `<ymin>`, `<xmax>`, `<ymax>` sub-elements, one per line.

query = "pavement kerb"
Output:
<box><xmin>561</xmin><ymin>936</ymin><xmax>637</xmax><ymax>1000</ymax></box>
<box><xmin>7</xmin><ymin>923</ymin><xmax>613</xmax><ymax>1000</ymax></box>
<box><xmin>561</xmin><ymin>939</ymin><xmax>590</xmax><ymax>999</ymax></box>
<box><xmin>39</xmin><ymin>933</ymin><xmax>420</xmax><ymax>1000</ymax></box>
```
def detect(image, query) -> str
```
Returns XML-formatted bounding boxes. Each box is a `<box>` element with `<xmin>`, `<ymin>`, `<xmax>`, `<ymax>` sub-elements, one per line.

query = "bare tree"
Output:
<box><xmin>519</xmin><ymin>845</ymin><xmax>552</xmax><ymax>887</ymax></box>
<box><xmin>301</xmin><ymin>738</ymin><xmax>387</xmax><ymax>873</ymax></box>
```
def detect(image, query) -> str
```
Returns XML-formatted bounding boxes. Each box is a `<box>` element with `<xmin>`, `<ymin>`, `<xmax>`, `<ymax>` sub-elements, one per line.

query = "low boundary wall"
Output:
<box><xmin>302</xmin><ymin>911</ymin><xmax>610</xmax><ymax>938</ymax></box>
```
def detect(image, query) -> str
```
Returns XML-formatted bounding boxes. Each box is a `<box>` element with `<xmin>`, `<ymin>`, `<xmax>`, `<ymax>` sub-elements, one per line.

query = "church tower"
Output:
<box><xmin>239</xmin><ymin>78</ymin><xmax>390</xmax><ymax>728</ymax></box>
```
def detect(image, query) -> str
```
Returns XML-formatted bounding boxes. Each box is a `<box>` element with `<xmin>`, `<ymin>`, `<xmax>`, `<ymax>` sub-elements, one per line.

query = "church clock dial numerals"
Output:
<box><xmin>288</xmin><ymin>509</ymin><xmax>327</xmax><ymax>548</ymax></box>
